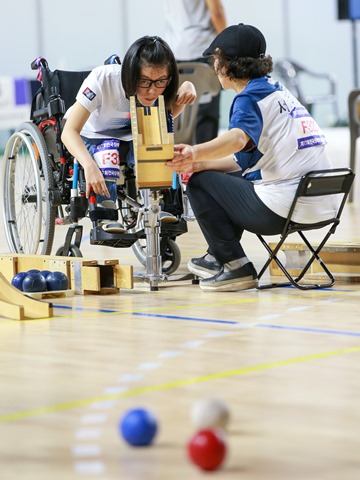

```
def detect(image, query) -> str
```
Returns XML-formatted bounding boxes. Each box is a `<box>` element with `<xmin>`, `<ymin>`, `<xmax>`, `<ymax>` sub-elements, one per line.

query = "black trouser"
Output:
<box><xmin>186</xmin><ymin>170</ymin><xmax>287</xmax><ymax>264</ymax></box>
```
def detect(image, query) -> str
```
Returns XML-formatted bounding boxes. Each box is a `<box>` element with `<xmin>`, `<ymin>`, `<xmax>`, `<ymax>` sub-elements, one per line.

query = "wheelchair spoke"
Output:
<box><xmin>1</xmin><ymin>123</ymin><xmax>56</xmax><ymax>255</ymax></box>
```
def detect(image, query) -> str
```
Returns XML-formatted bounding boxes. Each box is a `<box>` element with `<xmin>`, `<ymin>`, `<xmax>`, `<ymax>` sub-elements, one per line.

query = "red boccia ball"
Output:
<box><xmin>22</xmin><ymin>272</ymin><xmax>47</xmax><ymax>293</ymax></box>
<box><xmin>46</xmin><ymin>271</ymin><xmax>69</xmax><ymax>291</ymax></box>
<box><xmin>187</xmin><ymin>429</ymin><xmax>227</xmax><ymax>471</ymax></box>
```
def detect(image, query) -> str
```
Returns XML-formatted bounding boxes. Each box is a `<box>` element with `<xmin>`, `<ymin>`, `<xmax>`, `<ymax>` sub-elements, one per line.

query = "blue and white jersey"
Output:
<box><xmin>229</xmin><ymin>76</ymin><xmax>337</xmax><ymax>222</ymax></box>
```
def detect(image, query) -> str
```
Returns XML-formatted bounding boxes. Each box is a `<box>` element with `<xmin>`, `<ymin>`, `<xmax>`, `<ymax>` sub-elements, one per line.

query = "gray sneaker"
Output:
<box><xmin>188</xmin><ymin>255</ymin><xmax>222</xmax><ymax>279</ymax></box>
<box><xmin>200</xmin><ymin>262</ymin><xmax>258</xmax><ymax>292</ymax></box>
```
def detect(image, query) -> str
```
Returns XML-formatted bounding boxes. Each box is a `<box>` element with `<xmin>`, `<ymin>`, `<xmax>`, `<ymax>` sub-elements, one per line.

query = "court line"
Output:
<box><xmin>257</xmin><ymin>323</ymin><xmax>360</xmax><ymax>337</ymax></box>
<box><xmin>1</xmin><ymin>344</ymin><xmax>360</xmax><ymax>423</ymax></box>
<box><xmin>0</xmin><ymin>288</ymin><xmax>358</xmax><ymax>326</ymax></box>
<box><xmin>132</xmin><ymin>312</ymin><xmax>360</xmax><ymax>337</ymax></box>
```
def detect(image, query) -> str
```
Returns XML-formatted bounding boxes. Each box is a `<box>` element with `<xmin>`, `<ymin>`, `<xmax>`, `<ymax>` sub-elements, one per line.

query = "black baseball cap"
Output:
<box><xmin>203</xmin><ymin>23</ymin><xmax>266</xmax><ymax>59</ymax></box>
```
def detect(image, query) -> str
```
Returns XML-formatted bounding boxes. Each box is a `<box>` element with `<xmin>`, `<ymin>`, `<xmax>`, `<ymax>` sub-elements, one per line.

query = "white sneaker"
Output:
<box><xmin>98</xmin><ymin>200</ymin><xmax>117</xmax><ymax>209</ymax></box>
<box><xmin>101</xmin><ymin>220</ymin><xmax>126</xmax><ymax>233</ymax></box>
<box><xmin>160</xmin><ymin>212</ymin><xmax>178</xmax><ymax>224</ymax></box>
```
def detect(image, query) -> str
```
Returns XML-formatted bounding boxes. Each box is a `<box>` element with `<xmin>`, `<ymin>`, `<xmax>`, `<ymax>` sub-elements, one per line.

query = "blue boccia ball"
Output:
<box><xmin>40</xmin><ymin>269</ymin><xmax>52</xmax><ymax>280</ymax></box>
<box><xmin>46</xmin><ymin>271</ymin><xmax>69</xmax><ymax>291</ymax></box>
<box><xmin>22</xmin><ymin>272</ymin><xmax>47</xmax><ymax>293</ymax></box>
<box><xmin>119</xmin><ymin>408</ymin><xmax>158</xmax><ymax>446</ymax></box>
<box><xmin>11</xmin><ymin>272</ymin><xmax>28</xmax><ymax>291</ymax></box>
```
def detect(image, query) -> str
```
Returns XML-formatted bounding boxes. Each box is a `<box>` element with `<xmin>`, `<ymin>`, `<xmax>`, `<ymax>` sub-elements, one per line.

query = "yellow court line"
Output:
<box><xmin>1</xmin><ymin>344</ymin><xmax>360</xmax><ymax>423</ymax></box>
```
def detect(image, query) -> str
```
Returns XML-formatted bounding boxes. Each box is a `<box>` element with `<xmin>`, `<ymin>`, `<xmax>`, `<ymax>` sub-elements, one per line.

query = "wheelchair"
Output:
<box><xmin>0</xmin><ymin>56</ymin><xmax>192</xmax><ymax>288</ymax></box>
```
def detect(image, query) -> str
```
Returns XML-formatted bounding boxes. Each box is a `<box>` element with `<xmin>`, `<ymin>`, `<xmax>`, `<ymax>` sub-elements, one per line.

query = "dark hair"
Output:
<box><xmin>211</xmin><ymin>51</ymin><xmax>273</xmax><ymax>81</ymax></box>
<box><xmin>121</xmin><ymin>36</ymin><xmax>179</xmax><ymax>109</ymax></box>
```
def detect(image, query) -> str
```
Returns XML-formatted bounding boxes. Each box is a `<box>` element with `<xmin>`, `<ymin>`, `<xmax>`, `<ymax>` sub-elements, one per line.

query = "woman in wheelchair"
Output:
<box><xmin>61</xmin><ymin>35</ymin><xmax>196</xmax><ymax>234</ymax></box>
<box><xmin>168</xmin><ymin>23</ymin><xmax>340</xmax><ymax>292</ymax></box>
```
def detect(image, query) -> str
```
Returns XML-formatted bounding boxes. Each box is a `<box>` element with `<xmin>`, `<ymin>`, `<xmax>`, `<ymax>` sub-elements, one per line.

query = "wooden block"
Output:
<box><xmin>115</xmin><ymin>265</ymin><xmax>134</xmax><ymax>289</ymax></box>
<box><xmin>305</xmin><ymin>273</ymin><xmax>360</xmax><ymax>284</ymax></box>
<box><xmin>268</xmin><ymin>242</ymin><xmax>360</xmax><ymax>278</ymax></box>
<box><xmin>82</xmin><ymin>266</ymin><xmax>102</xmax><ymax>293</ymax></box>
<box><xmin>70</xmin><ymin>258</ymin><xmax>124</xmax><ymax>295</ymax></box>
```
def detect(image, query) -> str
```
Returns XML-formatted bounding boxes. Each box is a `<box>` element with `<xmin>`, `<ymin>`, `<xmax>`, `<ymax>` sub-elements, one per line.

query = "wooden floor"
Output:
<box><xmin>1</xmin><ymin>128</ymin><xmax>360</xmax><ymax>479</ymax></box>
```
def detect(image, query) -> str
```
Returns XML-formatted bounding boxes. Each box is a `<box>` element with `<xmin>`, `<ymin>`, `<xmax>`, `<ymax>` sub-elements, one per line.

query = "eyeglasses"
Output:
<box><xmin>137</xmin><ymin>77</ymin><xmax>172</xmax><ymax>89</ymax></box>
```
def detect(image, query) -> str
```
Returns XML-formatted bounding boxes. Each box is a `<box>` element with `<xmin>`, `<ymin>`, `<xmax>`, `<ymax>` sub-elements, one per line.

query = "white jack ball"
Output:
<box><xmin>191</xmin><ymin>398</ymin><xmax>230</xmax><ymax>430</ymax></box>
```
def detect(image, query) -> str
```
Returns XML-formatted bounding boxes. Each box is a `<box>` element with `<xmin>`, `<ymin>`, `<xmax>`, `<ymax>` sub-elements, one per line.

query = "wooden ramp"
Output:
<box><xmin>0</xmin><ymin>273</ymin><xmax>53</xmax><ymax>320</ymax></box>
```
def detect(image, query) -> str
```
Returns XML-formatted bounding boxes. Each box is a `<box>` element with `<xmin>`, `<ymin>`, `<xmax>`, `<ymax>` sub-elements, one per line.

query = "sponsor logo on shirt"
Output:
<box><xmin>298</xmin><ymin>135</ymin><xmax>327</xmax><ymax>149</ymax></box>
<box><xmin>82</xmin><ymin>87</ymin><xmax>96</xmax><ymax>101</ymax></box>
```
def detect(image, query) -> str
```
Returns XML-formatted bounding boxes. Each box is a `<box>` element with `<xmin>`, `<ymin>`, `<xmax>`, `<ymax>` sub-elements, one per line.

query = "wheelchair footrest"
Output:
<box><xmin>160</xmin><ymin>218</ymin><xmax>188</xmax><ymax>236</ymax></box>
<box><xmin>90</xmin><ymin>227</ymin><xmax>144</xmax><ymax>248</ymax></box>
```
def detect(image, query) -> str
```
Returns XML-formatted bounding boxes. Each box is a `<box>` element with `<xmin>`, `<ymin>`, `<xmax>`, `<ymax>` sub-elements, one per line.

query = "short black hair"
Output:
<box><xmin>121</xmin><ymin>36</ymin><xmax>179</xmax><ymax>109</ymax></box>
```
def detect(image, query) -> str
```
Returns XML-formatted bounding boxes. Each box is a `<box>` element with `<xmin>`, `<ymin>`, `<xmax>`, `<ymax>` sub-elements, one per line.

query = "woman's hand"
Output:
<box><xmin>173</xmin><ymin>143</ymin><xmax>196</xmax><ymax>161</ymax></box>
<box><xmin>84</xmin><ymin>162</ymin><xmax>110</xmax><ymax>198</ymax></box>
<box><xmin>167</xmin><ymin>143</ymin><xmax>196</xmax><ymax>175</ymax></box>
<box><xmin>62</xmin><ymin>102</ymin><xmax>110</xmax><ymax>198</ymax></box>
<box><xmin>175</xmin><ymin>81</ymin><xmax>196</xmax><ymax>105</ymax></box>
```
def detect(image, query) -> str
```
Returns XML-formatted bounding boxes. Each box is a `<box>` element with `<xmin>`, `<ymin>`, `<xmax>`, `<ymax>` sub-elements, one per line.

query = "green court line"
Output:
<box><xmin>1</xmin><ymin>344</ymin><xmax>360</xmax><ymax>423</ymax></box>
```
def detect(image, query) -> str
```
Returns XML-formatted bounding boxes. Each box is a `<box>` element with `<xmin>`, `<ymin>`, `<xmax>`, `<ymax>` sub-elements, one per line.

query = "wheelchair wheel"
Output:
<box><xmin>1</xmin><ymin>121</ymin><xmax>56</xmax><ymax>254</ymax></box>
<box><xmin>132</xmin><ymin>238</ymin><xmax>181</xmax><ymax>275</ymax></box>
<box><xmin>55</xmin><ymin>244</ymin><xmax>83</xmax><ymax>257</ymax></box>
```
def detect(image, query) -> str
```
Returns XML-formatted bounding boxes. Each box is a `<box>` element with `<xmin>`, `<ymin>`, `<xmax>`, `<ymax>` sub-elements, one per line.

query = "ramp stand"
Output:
<box><xmin>130</xmin><ymin>95</ymin><xmax>174</xmax><ymax>291</ymax></box>
<box><xmin>142</xmin><ymin>189</ymin><xmax>164</xmax><ymax>290</ymax></box>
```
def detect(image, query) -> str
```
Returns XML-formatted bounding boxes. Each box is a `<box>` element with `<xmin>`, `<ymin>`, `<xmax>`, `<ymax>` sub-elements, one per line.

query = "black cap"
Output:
<box><xmin>203</xmin><ymin>23</ymin><xmax>266</xmax><ymax>59</ymax></box>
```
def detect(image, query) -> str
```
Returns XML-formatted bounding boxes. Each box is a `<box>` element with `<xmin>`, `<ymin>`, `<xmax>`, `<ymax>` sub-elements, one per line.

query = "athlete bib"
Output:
<box><xmin>93</xmin><ymin>139</ymin><xmax>120</xmax><ymax>180</ymax></box>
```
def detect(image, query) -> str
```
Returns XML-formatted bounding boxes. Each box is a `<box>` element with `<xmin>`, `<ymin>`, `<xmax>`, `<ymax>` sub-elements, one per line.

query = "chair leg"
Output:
<box><xmin>257</xmin><ymin>232</ymin><xmax>335</xmax><ymax>290</ymax></box>
<box><xmin>348</xmin><ymin>133</ymin><xmax>357</xmax><ymax>202</ymax></box>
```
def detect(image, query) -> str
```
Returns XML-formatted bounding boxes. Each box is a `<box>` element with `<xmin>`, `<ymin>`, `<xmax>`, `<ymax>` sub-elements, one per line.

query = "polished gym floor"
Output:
<box><xmin>1</xmin><ymin>128</ymin><xmax>360</xmax><ymax>479</ymax></box>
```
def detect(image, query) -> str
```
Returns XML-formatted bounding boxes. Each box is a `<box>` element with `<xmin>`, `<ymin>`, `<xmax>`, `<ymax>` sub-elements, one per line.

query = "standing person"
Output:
<box><xmin>61</xmin><ymin>35</ymin><xmax>196</xmax><ymax>232</ymax></box>
<box><xmin>167</xmin><ymin>23</ymin><xmax>338</xmax><ymax>292</ymax></box>
<box><xmin>164</xmin><ymin>0</ymin><xmax>226</xmax><ymax>143</ymax></box>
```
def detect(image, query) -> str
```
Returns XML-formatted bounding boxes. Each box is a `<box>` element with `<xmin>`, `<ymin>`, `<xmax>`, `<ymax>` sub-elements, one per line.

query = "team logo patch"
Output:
<box><xmin>82</xmin><ymin>87</ymin><xmax>96</xmax><ymax>101</ymax></box>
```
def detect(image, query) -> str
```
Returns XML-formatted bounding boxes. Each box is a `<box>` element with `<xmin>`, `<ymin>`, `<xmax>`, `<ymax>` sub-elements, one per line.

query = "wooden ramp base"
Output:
<box><xmin>0</xmin><ymin>254</ymin><xmax>134</xmax><ymax>295</ymax></box>
<box><xmin>25</xmin><ymin>289</ymin><xmax>75</xmax><ymax>300</ymax></box>
<box><xmin>0</xmin><ymin>273</ymin><xmax>53</xmax><ymax>320</ymax></box>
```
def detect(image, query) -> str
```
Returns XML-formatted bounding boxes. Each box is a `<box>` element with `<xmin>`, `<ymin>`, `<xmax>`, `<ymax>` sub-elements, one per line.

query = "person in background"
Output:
<box><xmin>167</xmin><ymin>23</ymin><xmax>337</xmax><ymax>292</ymax></box>
<box><xmin>164</xmin><ymin>0</ymin><xmax>226</xmax><ymax>143</ymax></box>
<box><xmin>62</xmin><ymin>35</ymin><xmax>196</xmax><ymax>233</ymax></box>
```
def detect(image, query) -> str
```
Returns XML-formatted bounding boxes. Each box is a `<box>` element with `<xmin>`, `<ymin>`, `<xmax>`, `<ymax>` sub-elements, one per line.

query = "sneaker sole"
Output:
<box><xmin>200</xmin><ymin>278</ymin><xmax>259</xmax><ymax>292</ymax></box>
<box><xmin>160</xmin><ymin>217</ymin><xmax>178</xmax><ymax>224</ymax></box>
<box><xmin>187</xmin><ymin>261</ymin><xmax>220</xmax><ymax>279</ymax></box>
<box><xmin>102</xmin><ymin>227</ymin><xmax>126</xmax><ymax>234</ymax></box>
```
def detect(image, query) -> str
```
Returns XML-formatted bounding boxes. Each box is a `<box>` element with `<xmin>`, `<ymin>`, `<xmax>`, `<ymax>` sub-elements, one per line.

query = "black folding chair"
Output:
<box><xmin>348</xmin><ymin>89</ymin><xmax>360</xmax><ymax>202</ymax></box>
<box><xmin>257</xmin><ymin>168</ymin><xmax>355</xmax><ymax>290</ymax></box>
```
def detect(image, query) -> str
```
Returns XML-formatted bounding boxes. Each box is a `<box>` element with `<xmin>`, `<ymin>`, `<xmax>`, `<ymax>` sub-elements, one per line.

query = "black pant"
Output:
<box><xmin>186</xmin><ymin>170</ymin><xmax>287</xmax><ymax>264</ymax></box>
